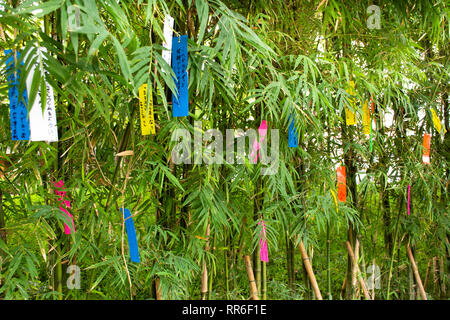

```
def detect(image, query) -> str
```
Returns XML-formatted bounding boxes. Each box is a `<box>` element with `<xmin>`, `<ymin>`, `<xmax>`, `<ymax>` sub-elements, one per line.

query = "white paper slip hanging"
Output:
<box><xmin>26</xmin><ymin>46</ymin><xmax>58</xmax><ymax>142</ymax></box>
<box><xmin>161</xmin><ymin>15</ymin><xmax>174</xmax><ymax>73</ymax></box>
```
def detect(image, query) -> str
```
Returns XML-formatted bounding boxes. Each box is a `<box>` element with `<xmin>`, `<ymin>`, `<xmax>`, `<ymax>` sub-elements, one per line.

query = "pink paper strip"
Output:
<box><xmin>250</xmin><ymin>120</ymin><xmax>268</xmax><ymax>163</ymax></box>
<box><xmin>407</xmin><ymin>185</ymin><xmax>411</xmax><ymax>216</ymax></box>
<box><xmin>258</xmin><ymin>220</ymin><xmax>269</xmax><ymax>262</ymax></box>
<box><xmin>54</xmin><ymin>180</ymin><xmax>76</xmax><ymax>234</ymax></box>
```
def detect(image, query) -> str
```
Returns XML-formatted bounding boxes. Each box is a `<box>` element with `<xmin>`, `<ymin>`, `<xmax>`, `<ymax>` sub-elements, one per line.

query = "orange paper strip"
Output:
<box><xmin>422</xmin><ymin>133</ymin><xmax>431</xmax><ymax>164</ymax></box>
<box><xmin>337</xmin><ymin>166</ymin><xmax>346</xmax><ymax>203</ymax></box>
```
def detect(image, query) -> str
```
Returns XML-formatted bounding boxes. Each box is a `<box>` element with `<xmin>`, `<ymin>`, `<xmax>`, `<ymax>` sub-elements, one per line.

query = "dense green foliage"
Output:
<box><xmin>0</xmin><ymin>0</ymin><xmax>448</xmax><ymax>300</ymax></box>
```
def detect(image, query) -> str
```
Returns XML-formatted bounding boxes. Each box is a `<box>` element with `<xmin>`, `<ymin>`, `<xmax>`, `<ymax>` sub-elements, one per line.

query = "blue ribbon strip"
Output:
<box><xmin>171</xmin><ymin>35</ymin><xmax>189</xmax><ymax>117</ymax></box>
<box><xmin>4</xmin><ymin>49</ymin><xmax>30</xmax><ymax>140</ymax></box>
<box><xmin>288</xmin><ymin>113</ymin><xmax>298</xmax><ymax>148</ymax></box>
<box><xmin>121</xmin><ymin>208</ymin><xmax>140</xmax><ymax>263</ymax></box>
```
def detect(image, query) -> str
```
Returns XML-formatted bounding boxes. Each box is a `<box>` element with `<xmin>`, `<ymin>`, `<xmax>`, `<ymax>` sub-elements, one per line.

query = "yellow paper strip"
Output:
<box><xmin>430</xmin><ymin>107</ymin><xmax>446</xmax><ymax>134</ymax></box>
<box><xmin>345</xmin><ymin>80</ymin><xmax>357</xmax><ymax>126</ymax></box>
<box><xmin>139</xmin><ymin>84</ymin><xmax>155</xmax><ymax>135</ymax></box>
<box><xmin>362</xmin><ymin>100</ymin><xmax>371</xmax><ymax>134</ymax></box>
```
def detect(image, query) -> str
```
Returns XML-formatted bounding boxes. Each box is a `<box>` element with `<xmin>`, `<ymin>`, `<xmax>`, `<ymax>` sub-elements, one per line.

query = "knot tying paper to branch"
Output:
<box><xmin>258</xmin><ymin>220</ymin><xmax>269</xmax><ymax>263</ymax></box>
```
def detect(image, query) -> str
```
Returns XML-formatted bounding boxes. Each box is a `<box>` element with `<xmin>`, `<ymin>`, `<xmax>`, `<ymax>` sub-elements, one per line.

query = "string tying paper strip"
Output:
<box><xmin>138</xmin><ymin>84</ymin><xmax>155</xmax><ymax>135</ymax></box>
<box><xmin>288</xmin><ymin>113</ymin><xmax>298</xmax><ymax>148</ymax></box>
<box><xmin>171</xmin><ymin>35</ymin><xmax>189</xmax><ymax>117</ymax></box>
<box><xmin>345</xmin><ymin>81</ymin><xmax>357</xmax><ymax>126</ymax></box>
<box><xmin>422</xmin><ymin>133</ymin><xmax>431</xmax><ymax>165</ymax></box>
<box><xmin>53</xmin><ymin>180</ymin><xmax>75</xmax><ymax>234</ymax></box>
<box><xmin>121</xmin><ymin>208</ymin><xmax>140</xmax><ymax>263</ymax></box>
<box><xmin>250</xmin><ymin>120</ymin><xmax>268</xmax><ymax>163</ymax></box>
<box><xmin>258</xmin><ymin>220</ymin><xmax>269</xmax><ymax>262</ymax></box>
<box><xmin>4</xmin><ymin>49</ymin><xmax>30</xmax><ymax>140</ymax></box>
<box><xmin>336</xmin><ymin>165</ymin><xmax>346</xmax><ymax>203</ymax></box>
<box><xmin>26</xmin><ymin>47</ymin><xmax>58</xmax><ymax>142</ymax></box>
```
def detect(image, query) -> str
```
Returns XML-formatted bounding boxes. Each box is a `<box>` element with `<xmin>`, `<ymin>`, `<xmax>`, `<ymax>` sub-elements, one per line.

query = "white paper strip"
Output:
<box><xmin>161</xmin><ymin>15</ymin><xmax>174</xmax><ymax>73</ymax></box>
<box><xmin>26</xmin><ymin>47</ymin><xmax>58</xmax><ymax>142</ymax></box>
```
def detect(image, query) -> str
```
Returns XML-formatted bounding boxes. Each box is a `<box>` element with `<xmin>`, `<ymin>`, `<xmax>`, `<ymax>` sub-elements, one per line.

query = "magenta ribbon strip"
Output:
<box><xmin>250</xmin><ymin>120</ymin><xmax>268</xmax><ymax>163</ymax></box>
<box><xmin>54</xmin><ymin>180</ymin><xmax>76</xmax><ymax>234</ymax></box>
<box><xmin>258</xmin><ymin>220</ymin><xmax>269</xmax><ymax>262</ymax></box>
<box><xmin>407</xmin><ymin>185</ymin><xmax>411</xmax><ymax>216</ymax></box>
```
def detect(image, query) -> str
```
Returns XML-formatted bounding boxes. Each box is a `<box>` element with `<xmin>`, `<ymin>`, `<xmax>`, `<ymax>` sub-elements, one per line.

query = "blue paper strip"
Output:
<box><xmin>121</xmin><ymin>208</ymin><xmax>140</xmax><ymax>263</ymax></box>
<box><xmin>288</xmin><ymin>113</ymin><xmax>297</xmax><ymax>148</ymax></box>
<box><xmin>171</xmin><ymin>35</ymin><xmax>189</xmax><ymax>117</ymax></box>
<box><xmin>4</xmin><ymin>50</ymin><xmax>30</xmax><ymax>140</ymax></box>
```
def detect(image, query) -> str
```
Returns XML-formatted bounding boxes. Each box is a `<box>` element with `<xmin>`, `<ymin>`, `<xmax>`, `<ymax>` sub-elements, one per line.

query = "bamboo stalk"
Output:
<box><xmin>262</xmin><ymin>261</ymin><xmax>267</xmax><ymax>300</ymax></box>
<box><xmin>155</xmin><ymin>277</ymin><xmax>162</xmax><ymax>300</ymax></box>
<box><xmin>406</xmin><ymin>244</ymin><xmax>427</xmax><ymax>300</ymax></box>
<box><xmin>439</xmin><ymin>256</ymin><xmax>446</xmax><ymax>298</ymax></box>
<box><xmin>423</xmin><ymin>259</ymin><xmax>432</xmax><ymax>290</ymax></box>
<box><xmin>299</xmin><ymin>240</ymin><xmax>322</xmax><ymax>300</ymax></box>
<box><xmin>201</xmin><ymin>261</ymin><xmax>208</xmax><ymax>300</ymax></box>
<box><xmin>244</xmin><ymin>255</ymin><xmax>259</xmax><ymax>300</ymax></box>
<box><xmin>351</xmin><ymin>238</ymin><xmax>360</xmax><ymax>298</ymax></box>
<box><xmin>344</xmin><ymin>241</ymin><xmax>371</xmax><ymax>300</ymax></box>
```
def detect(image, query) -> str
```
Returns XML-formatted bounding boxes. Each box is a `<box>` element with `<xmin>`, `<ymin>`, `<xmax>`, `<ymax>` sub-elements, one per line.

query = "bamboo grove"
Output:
<box><xmin>0</xmin><ymin>0</ymin><xmax>448</xmax><ymax>300</ymax></box>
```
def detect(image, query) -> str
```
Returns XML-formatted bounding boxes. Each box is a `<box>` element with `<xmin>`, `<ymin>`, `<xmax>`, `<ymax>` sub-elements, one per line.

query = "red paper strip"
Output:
<box><xmin>422</xmin><ymin>133</ymin><xmax>431</xmax><ymax>164</ymax></box>
<box><xmin>337</xmin><ymin>166</ymin><xmax>346</xmax><ymax>203</ymax></box>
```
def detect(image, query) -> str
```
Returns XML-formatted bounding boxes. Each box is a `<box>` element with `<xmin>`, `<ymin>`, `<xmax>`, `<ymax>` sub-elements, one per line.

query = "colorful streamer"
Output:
<box><xmin>362</xmin><ymin>100</ymin><xmax>371</xmax><ymax>135</ymax></box>
<box><xmin>337</xmin><ymin>165</ymin><xmax>346</xmax><ymax>203</ymax></box>
<box><xmin>250</xmin><ymin>120</ymin><xmax>268</xmax><ymax>163</ymax></box>
<box><xmin>53</xmin><ymin>180</ymin><xmax>75</xmax><ymax>234</ymax></box>
<box><xmin>171</xmin><ymin>35</ymin><xmax>189</xmax><ymax>117</ymax></box>
<box><xmin>4</xmin><ymin>49</ymin><xmax>30</xmax><ymax>141</ymax></box>
<box><xmin>258</xmin><ymin>220</ymin><xmax>269</xmax><ymax>262</ymax></box>
<box><xmin>407</xmin><ymin>185</ymin><xmax>411</xmax><ymax>216</ymax></box>
<box><xmin>26</xmin><ymin>47</ymin><xmax>58</xmax><ymax>142</ymax></box>
<box><xmin>430</xmin><ymin>107</ymin><xmax>446</xmax><ymax>134</ymax></box>
<box><xmin>422</xmin><ymin>133</ymin><xmax>431</xmax><ymax>165</ymax></box>
<box><xmin>161</xmin><ymin>15</ymin><xmax>174</xmax><ymax>73</ymax></box>
<box><xmin>121</xmin><ymin>208</ymin><xmax>140</xmax><ymax>263</ymax></box>
<box><xmin>138</xmin><ymin>84</ymin><xmax>155</xmax><ymax>135</ymax></box>
<box><xmin>288</xmin><ymin>113</ymin><xmax>298</xmax><ymax>148</ymax></box>
<box><xmin>345</xmin><ymin>81</ymin><xmax>357</xmax><ymax>126</ymax></box>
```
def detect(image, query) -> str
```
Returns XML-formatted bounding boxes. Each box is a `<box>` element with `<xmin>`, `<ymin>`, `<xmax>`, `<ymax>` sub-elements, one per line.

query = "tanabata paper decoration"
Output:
<box><xmin>345</xmin><ymin>81</ymin><xmax>357</xmax><ymax>126</ymax></box>
<box><xmin>362</xmin><ymin>100</ymin><xmax>371</xmax><ymax>135</ymax></box>
<box><xmin>430</xmin><ymin>108</ymin><xmax>446</xmax><ymax>134</ymax></box>
<box><xmin>337</xmin><ymin>165</ymin><xmax>346</xmax><ymax>202</ymax></box>
<box><xmin>53</xmin><ymin>180</ymin><xmax>75</xmax><ymax>234</ymax></box>
<box><xmin>161</xmin><ymin>15</ymin><xmax>174</xmax><ymax>73</ymax></box>
<box><xmin>369</xmin><ymin>94</ymin><xmax>375</xmax><ymax>152</ymax></box>
<box><xmin>4</xmin><ymin>49</ymin><xmax>30</xmax><ymax>141</ymax></box>
<box><xmin>422</xmin><ymin>133</ymin><xmax>431</xmax><ymax>165</ymax></box>
<box><xmin>138</xmin><ymin>84</ymin><xmax>155</xmax><ymax>135</ymax></box>
<box><xmin>258</xmin><ymin>220</ymin><xmax>269</xmax><ymax>262</ymax></box>
<box><xmin>250</xmin><ymin>120</ymin><xmax>268</xmax><ymax>163</ymax></box>
<box><xmin>26</xmin><ymin>47</ymin><xmax>58</xmax><ymax>142</ymax></box>
<box><xmin>171</xmin><ymin>35</ymin><xmax>189</xmax><ymax>117</ymax></box>
<box><xmin>330</xmin><ymin>190</ymin><xmax>339</xmax><ymax>213</ymax></box>
<box><xmin>121</xmin><ymin>208</ymin><xmax>140</xmax><ymax>263</ymax></box>
<box><xmin>288</xmin><ymin>113</ymin><xmax>298</xmax><ymax>148</ymax></box>
<box><xmin>407</xmin><ymin>185</ymin><xmax>411</xmax><ymax>216</ymax></box>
